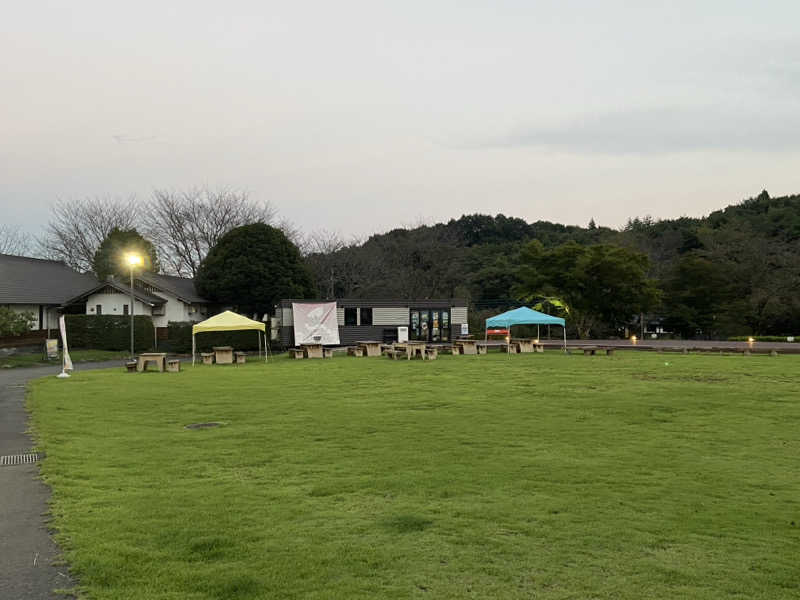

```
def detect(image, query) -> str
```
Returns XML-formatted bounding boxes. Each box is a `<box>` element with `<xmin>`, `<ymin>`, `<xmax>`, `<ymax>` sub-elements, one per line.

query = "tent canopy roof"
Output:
<box><xmin>192</xmin><ymin>310</ymin><xmax>265</xmax><ymax>335</ymax></box>
<box><xmin>486</xmin><ymin>306</ymin><xmax>565</xmax><ymax>328</ymax></box>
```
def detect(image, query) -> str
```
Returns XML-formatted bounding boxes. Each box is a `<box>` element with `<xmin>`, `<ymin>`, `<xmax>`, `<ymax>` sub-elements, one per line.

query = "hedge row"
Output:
<box><xmin>160</xmin><ymin>321</ymin><xmax>266</xmax><ymax>353</ymax></box>
<box><xmin>728</xmin><ymin>335</ymin><xmax>797</xmax><ymax>342</ymax></box>
<box><xmin>64</xmin><ymin>315</ymin><xmax>155</xmax><ymax>351</ymax></box>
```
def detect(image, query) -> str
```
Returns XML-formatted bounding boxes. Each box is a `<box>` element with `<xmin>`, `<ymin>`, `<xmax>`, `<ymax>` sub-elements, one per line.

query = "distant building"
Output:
<box><xmin>0</xmin><ymin>253</ymin><xmax>97</xmax><ymax>331</ymax></box>
<box><xmin>274</xmin><ymin>298</ymin><xmax>469</xmax><ymax>346</ymax></box>
<box><xmin>63</xmin><ymin>272</ymin><xmax>209</xmax><ymax>329</ymax></box>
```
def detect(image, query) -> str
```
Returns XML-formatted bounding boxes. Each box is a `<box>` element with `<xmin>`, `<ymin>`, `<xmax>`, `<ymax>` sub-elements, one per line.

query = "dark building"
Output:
<box><xmin>273</xmin><ymin>299</ymin><xmax>469</xmax><ymax>347</ymax></box>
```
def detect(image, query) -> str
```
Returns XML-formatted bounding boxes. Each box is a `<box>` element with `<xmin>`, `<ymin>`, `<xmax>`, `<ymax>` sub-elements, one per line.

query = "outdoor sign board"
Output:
<box><xmin>44</xmin><ymin>339</ymin><xmax>59</xmax><ymax>359</ymax></box>
<box><xmin>461</xmin><ymin>323</ymin><xmax>469</xmax><ymax>335</ymax></box>
<box><xmin>292</xmin><ymin>302</ymin><xmax>341</xmax><ymax>345</ymax></box>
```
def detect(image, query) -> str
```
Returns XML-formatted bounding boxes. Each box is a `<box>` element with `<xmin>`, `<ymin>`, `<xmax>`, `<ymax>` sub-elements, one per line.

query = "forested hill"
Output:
<box><xmin>305</xmin><ymin>191</ymin><xmax>800</xmax><ymax>337</ymax></box>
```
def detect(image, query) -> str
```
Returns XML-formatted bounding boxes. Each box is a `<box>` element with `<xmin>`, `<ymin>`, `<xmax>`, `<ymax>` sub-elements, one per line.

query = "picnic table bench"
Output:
<box><xmin>357</xmin><ymin>340</ymin><xmax>383</xmax><ymax>357</ymax></box>
<box><xmin>213</xmin><ymin>346</ymin><xmax>234</xmax><ymax>364</ymax></box>
<box><xmin>454</xmin><ymin>339</ymin><xmax>478</xmax><ymax>355</ymax></box>
<box><xmin>234</xmin><ymin>351</ymin><xmax>247</xmax><ymax>364</ymax></box>
<box><xmin>301</xmin><ymin>343</ymin><xmax>324</xmax><ymax>359</ymax></box>
<box><xmin>137</xmin><ymin>352</ymin><xmax>167</xmax><ymax>372</ymax></box>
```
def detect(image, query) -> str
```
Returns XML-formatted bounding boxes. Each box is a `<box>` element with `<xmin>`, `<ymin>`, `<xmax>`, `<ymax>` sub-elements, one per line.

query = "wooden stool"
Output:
<box><xmin>125</xmin><ymin>361</ymin><xmax>137</xmax><ymax>373</ymax></box>
<box><xmin>167</xmin><ymin>359</ymin><xmax>181</xmax><ymax>372</ymax></box>
<box><xmin>289</xmin><ymin>348</ymin><xmax>305</xmax><ymax>359</ymax></box>
<box><xmin>425</xmin><ymin>348</ymin><xmax>438</xmax><ymax>360</ymax></box>
<box><xmin>234</xmin><ymin>351</ymin><xmax>247</xmax><ymax>364</ymax></box>
<box><xmin>201</xmin><ymin>352</ymin><xmax>214</xmax><ymax>365</ymax></box>
<box><xmin>606</xmin><ymin>348</ymin><xmax>615</xmax><ymax>356</ymax></box>
<box><xmin>583</xmin><ymin>348</ymin><xmax>597</xmax><ymax>356</ymax></box>
<box><xmin>323</xmin><ymin>347</ymin><xmax>334</xmax><ymax>359</ymax></box>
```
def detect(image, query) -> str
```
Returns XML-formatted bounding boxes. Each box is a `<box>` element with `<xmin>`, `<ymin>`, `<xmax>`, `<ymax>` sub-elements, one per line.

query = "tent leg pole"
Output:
<box><xmin>537</xmin><ymin>324</ymin><xmax>540</xmax><ymax>342</ymax></box>
<box><xmin>563</xmin><ymin>326</ymin><xmax>567</xmax><ymax>353</ymax></box>
<box><xmin>192</xmin><ymin>334</ymin><xmax>195</xmax><ymax>366</ymax></box>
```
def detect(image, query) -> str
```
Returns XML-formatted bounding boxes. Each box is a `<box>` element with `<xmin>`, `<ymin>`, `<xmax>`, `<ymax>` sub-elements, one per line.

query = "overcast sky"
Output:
<box><xmin>3</xmin><ymin>1</ymin><xmax>800</xmax><ymax>239</ymax></box>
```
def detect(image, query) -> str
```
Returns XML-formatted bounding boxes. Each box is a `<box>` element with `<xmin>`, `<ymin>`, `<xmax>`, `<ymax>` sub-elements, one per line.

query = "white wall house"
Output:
<box><xmin>74</xmin><ymin>273</ymin><xmax>209</xmax><ymax>329</ymax></box>
<box><xmin>0</xmin><ymin>254</ymin><xmax>98</xmax><ymax>332</ymax></box>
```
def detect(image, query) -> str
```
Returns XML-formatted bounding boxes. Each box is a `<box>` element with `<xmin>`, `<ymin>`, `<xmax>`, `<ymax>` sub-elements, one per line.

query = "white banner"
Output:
<box><xmin>59</xmin><ymin>315</ymin><xmax>73</xmax><ymax>371</ymax></box>
<box><xmin>292</xmin><ymin>302</ymin><xmax>340</xmax><ymax>345</ymax></box>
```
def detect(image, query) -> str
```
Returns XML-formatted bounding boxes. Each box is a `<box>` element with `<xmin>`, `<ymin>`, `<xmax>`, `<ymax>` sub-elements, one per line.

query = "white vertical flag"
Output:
<box><xmin>59</xmin><ymin>315</ymin><xmax>73</xmax><ymax>371</ymax></box>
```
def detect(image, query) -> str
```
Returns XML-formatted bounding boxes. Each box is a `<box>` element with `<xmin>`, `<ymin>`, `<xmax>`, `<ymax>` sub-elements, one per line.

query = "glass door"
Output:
<box><xmin>410</xmin><ymin>309</ymin><xmax>450</xmax><ymax>342</ymax></box>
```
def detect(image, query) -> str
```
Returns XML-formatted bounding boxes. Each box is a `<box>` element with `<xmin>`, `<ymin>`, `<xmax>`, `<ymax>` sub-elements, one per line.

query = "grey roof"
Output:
<box><xmin>0</xmin><ymin>254</ymin><xmax>98</xmax><ymax>305</ymax></box>
<box><xmin>138</xmin><ymin>272</ymin><xmax>208</xmax><ymax>304</ymax></box>
<box><xmin>62</xmin><ymin>280</ymin><xmax>167</xmax><ymax>307</ymax></box>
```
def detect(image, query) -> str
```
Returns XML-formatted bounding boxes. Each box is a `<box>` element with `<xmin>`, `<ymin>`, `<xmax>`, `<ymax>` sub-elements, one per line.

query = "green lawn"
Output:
<box><xmin>1</xmin><ymin>349</ymin><xmax>129</xmax><ymax>369</ymax></box>
<box><xmin>28</xmin><ymin>352</ymin><xmax>800</xmax><ymax>599</ymax></box>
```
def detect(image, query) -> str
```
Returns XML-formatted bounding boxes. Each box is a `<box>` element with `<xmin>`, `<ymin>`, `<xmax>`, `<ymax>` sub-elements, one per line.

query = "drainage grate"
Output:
<box><xmin>0</xmin><ymin>453</ymin><xmax>42</xmax><ymax>466</ymax></box>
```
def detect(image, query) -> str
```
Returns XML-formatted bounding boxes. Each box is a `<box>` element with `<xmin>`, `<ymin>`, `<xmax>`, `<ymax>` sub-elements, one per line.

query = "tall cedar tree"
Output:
<box><xmin>195</xmin><ymin>223</ymin><xmax>314</xmax><ymax>317</ymax></box>
<box><xmin>92</xmin><ymin>228</ymin><xmax>159</xmax><ymax>280</ymax></box>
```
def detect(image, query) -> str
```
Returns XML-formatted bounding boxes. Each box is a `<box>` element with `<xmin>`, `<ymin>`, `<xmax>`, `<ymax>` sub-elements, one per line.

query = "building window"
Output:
<box><xmin>96</xmin><ymin>304</ymin><xmax>102</xmax><ymax>315</ymax></box>
<box><xmin>344</xmin><ymin>307</ymin><xmax>357</xmax><ymax>326</ymax></box>
<box><xmin>360</xmin><ymin>307</ymin><xmax>372</xmax><ymax>326</ymax></box>
<box><xmin>123</xmin><ymin>304</ymin><xmax>129</xmax><ymax>316</ymax></box>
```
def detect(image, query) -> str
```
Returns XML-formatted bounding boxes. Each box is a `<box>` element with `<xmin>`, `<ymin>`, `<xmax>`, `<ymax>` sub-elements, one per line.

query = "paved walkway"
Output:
<box><xmin>0</xmin><ymin>361</ymin><xmax>123</xmax><ymax>599</ymax></box>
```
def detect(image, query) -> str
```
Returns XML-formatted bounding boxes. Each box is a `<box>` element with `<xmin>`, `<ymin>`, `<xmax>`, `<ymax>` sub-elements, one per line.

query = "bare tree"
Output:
<box><xmin>37</xmin><ymin>197</ymin><xmax>137</xmax><ymax>272</ymax></box>
<box><xmin>0</xmin><ymin>225</ymin><xmax>32</xmax><ymax>256</ymax></box>
<box><xmin>144</xmin><ymin>188</ymin><xmax>278</xmax><ymax>277</ymax></box>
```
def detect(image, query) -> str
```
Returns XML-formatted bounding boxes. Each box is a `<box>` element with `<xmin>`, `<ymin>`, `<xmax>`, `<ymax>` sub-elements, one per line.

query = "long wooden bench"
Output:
<box><xmin>289</xmin><ymin>348</ymin><xmax>305</xmax><ymax>359</ymax></box>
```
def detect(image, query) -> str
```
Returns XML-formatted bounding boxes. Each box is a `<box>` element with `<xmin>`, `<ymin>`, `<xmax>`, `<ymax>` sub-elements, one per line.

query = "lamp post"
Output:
<box><xmin>126</xmin><ymin>253</ymin><xmax>142</xmax><ymax>358</ymax></box>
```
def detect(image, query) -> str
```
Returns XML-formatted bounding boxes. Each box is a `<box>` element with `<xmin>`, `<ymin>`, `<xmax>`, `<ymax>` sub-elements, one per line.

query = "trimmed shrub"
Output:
<box><xmin>728</xmin><ymin>335</ymin><xmax>797</xmax><ymax>343</ymax></box>
<box><xmin>64</xmin><ymin>315</ymin><xmax>154</xmax><ymax>351</ymax></box>
<box><xmin>161</xmin><ymin>321</ymin><xmax>265</xmax><ymax>354</ymax></box>
<box><xmin>0</xmin><ymin>307</ymin><xmax>35</xmax><ymax>337</ymax></box>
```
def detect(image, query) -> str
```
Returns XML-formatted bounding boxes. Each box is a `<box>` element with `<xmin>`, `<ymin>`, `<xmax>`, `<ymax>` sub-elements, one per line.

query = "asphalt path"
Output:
<box><xmin>0</xmin><ymin>360</ymin><xmax>123</xmax><ymax>599</ymax></box>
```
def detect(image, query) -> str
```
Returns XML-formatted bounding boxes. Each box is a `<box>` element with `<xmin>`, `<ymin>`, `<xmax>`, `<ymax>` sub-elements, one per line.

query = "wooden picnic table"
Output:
<box><xmin>137</xmin><ymin>352</ymin><xmax>167</xmax><ymax>372</ymax></box>
<box><xmin>512</xmin><ymin>338</ymin><xmax>545</xmax><ymax>353</ymax></box>
<box><xmin>357</xmin><ymin>340</ymin><xmax>383</xmax><ymax>357</ymax></box>
<box><xmin>212</xmin><ymin>346</ymin><xmax>234</xmax><ymax>364</ymax></box>
<box><xmin>301</xmin><ymin>343</ymin><xmax>324</xmax><ymax>359</ymax></box>
<box><xmin>455</xmin><ymin>339</ymin><xmax>478</xmax><ymax>355</ymax></box>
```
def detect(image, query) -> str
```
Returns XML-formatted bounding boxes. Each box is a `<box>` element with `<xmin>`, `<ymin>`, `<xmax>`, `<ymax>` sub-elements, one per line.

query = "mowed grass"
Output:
<box><xmin>29</xmin><ymin>352</ymin><xmax>800</xmax><ymax>599</ymax></box>
<box><xmin>1</xmin><ymin>349</ymin><xmax>128</xmax><ymax>369</ymax></box>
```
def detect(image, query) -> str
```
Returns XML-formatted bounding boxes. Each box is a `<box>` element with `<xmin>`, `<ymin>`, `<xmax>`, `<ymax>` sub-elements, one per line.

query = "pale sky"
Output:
<box><xmin>2</xmin><ymin>1</ymin><xmax>800</xmax><ymax>238</ymax></box>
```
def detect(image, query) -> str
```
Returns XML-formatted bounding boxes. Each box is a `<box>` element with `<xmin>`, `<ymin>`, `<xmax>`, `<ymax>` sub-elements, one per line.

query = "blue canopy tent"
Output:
<box><xmin>485</xmin><ymin>307</ymin><xmax>567</xmax><ymax>351</ymax></box>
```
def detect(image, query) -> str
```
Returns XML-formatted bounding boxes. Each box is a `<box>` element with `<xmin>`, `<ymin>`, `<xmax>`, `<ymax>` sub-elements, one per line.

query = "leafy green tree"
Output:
<box><xmin>515</xmin><ymin>241</ymin><xmax>660</xmax><ymax>338</ymax></box>
<box><xmin>662</xmin><ymin>254</ymin><xmax>734</xmax><ymax>338</ymax></box>
<box><xmin>92</xmin><ymin>228</ymin><xmax>159</xmax><ymax>280</ymax></box>
<box><xmin>196</xmin><ymin>223</ymin><xmax>315</xmax><ymax>316</ymax></box>
<box><xmin>0</xmin><ymin>307</ymin><xmax>35</xmax><ymax>336</ymax></box>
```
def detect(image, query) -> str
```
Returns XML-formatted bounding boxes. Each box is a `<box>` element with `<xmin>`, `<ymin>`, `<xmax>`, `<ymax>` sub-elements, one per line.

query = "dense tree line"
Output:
<box><xmin>306</xmin><ymin>191</ymin><xmax>800</xmax><ymax>338</ymax></box>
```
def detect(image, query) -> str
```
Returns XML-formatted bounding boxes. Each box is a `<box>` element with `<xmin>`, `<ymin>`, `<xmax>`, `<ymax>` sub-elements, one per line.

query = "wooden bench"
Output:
<box><xmin>502</xmin><ymin>343</ymin><xmax>520</xmax><ymax>354</ymax></box>
<box><xmin>323</xmin><ymin>347</ymin><xmax>334</xmax><ymax>359</ymax></box>
<box><xmin>424</xmin><ymin>347</ymin><xmax>438</xmax><ymax>360</ymax></box>
<box><xmin>583</xmin><ymin>347</ymin><xmax>598</xmax><ymax>356</ymax></box>
<box><xmin>234</xmin><ymin>351</ymin><xmax>247</xmax><ymax>364</ymax></box>
<box><xmin>476</xmin><ymin>343</ymin><xmax>488</xmax><ymax>355</ymax></box>
<box><xmin>200</xmin><ymin>352</ymin><xmax>214</xmax><ymax>365</ymax></box>
<box><xmin>167</xmin><ymin>359</ymin><xmax>181</xmax><ymax>372</ymax></box>
<box><xmin>289</xmin><ymin>348</ymin><xmax>305</xmax><ymax>359</ymax></box>
<box><xmin>347</xmin><ymin>346</ymin><xmax>364</xmax><ymax>357</ymax></box>
<box><xmin>125</xmin><ymin>361</ymin><xmax>138</xmax><ymax>373</ymax></box>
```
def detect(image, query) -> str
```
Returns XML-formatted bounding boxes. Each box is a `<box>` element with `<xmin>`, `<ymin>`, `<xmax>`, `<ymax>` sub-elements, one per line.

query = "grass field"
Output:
<box><xmin>29</xmin><ymin>352</ymin><xmax>800</xmax><ymax>599</ymax></box>
<box><xmin>0</xmin><ymin>349</ymin><xmax>128</xmax><ymax>369</ymax></box>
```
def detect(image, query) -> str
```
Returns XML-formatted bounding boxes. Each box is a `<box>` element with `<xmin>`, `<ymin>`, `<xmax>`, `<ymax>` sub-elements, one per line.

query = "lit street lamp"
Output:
<box><xmin>126</xmin><ymin>253</ymin><xmax>142</xmax><ymax>358</ymax></box>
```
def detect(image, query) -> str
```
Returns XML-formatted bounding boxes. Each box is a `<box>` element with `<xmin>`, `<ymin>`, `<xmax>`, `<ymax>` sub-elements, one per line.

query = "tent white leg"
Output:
<box><xmin>563</xmin><ymin>326</ymin><xmax>567</xmax><ymax>352</ymax></box>
<box><xmin>192</xmin><ymin>334</ymin><xmax>196</xmax><ymax>365</ymax></box>
<box><xmin>258</xmin><ymin>331</ymin><xmax>261</xmax><ymax>360</ymax></box>
<box><xmin>537</xmin><ymin>324</ymin><xmax>540</xmax><ymax>341</ymax></box>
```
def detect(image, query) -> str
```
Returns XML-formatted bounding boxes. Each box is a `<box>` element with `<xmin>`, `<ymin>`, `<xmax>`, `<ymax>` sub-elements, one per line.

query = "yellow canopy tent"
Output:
<box><xmin>192</xmin><ymin>310</ymin><xmax>268</xmax><ymax>364</ymax></box>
